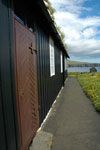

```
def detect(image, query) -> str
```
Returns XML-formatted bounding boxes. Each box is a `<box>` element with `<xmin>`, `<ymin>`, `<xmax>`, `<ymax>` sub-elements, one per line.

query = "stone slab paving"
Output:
<box><xmin>30</xmin><ymin>131</ymin><xmax>53</xmax><ymax>150</ymax></box>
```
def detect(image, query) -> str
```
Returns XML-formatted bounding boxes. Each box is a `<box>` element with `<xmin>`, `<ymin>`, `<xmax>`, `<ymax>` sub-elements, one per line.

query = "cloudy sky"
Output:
<box><xmin>49</xmin><ymin>0</ymin><xmax>100</xmax><ymax>63</ymax></box>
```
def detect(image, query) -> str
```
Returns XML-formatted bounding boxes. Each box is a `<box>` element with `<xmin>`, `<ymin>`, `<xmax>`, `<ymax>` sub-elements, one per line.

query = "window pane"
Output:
<box><xmin>49</xmin><ymin>37</ymin><xmax>55</xmax><ymax>76</ymax></box>
<box><xmin>61</xmin><ymin>52</ymin><xmax>63</xmax><ymax>73</ymax></box>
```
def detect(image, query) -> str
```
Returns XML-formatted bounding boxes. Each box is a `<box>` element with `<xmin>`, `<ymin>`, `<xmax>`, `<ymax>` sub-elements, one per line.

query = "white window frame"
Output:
<box><xmin>49</xmin><ymin>36</ymin><xmax>55</xmax><ymax>77</ymax></box>
<box><xmin>61</xmin><ymin>51</ymin><xmax>63</xmax><ymax>73</ymax></box>
<box><xmin>65</xmin><ymin>57</ymin><xmax>67</xmax><ymax>71</ymax></box>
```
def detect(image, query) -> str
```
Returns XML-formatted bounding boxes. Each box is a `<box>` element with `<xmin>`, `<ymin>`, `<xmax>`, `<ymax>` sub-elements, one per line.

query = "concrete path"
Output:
<box><xmin>42</xmin><ymin>77</ymin><xmax>100</xmax><ymax>150</ymax></box>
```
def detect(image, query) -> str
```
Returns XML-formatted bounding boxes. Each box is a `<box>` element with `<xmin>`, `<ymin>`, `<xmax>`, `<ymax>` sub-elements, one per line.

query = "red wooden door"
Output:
<box><xmin>14</xmin><ymin>18</ymin><xmax>39</xmax><ymax>150</ymax></box>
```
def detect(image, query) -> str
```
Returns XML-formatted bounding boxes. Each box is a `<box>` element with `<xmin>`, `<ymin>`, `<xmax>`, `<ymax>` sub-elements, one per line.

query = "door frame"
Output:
<box><xmin>14</xmin><ymin>17</ymin><xmax>39</xmax><ymax>150</ymax></box>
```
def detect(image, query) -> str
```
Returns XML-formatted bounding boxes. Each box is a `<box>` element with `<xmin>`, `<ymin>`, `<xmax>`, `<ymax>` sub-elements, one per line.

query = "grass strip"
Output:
<box><xmin>77</xmin><ymin>72</ymin><xmax>100</xmax><ymax>112</ymax></box>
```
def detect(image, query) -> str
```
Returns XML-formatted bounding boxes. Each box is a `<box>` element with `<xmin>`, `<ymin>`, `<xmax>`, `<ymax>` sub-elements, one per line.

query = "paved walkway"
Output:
<box><xmin>42</xmin><ymin>77</ymin><xmax>100</xmax><ymax>150</ymax></box>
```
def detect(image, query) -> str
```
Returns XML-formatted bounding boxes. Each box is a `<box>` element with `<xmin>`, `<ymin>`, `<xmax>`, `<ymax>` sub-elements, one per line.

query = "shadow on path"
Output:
<box><xmin>42</xmin><ymin>77</ymin><xmax>100</xmax><ymax>150</ymax></box>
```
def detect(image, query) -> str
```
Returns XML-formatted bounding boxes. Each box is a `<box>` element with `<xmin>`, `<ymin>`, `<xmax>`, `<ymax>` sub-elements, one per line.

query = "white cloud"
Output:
<box><xmin>82</xmin><ymin>28</ymin><xmax>98</xmax><ymax>38</ymax></box>
<box><xmin>90</xmin><ymin>50</ymin><xmax>100</xmax><ymax>54</ymax></box>
<box><xmin>50</xmin><ymin>0</ymin><xmax>92</xmax><ymax>14</ymax></box>
<box><xmin>49</xmin><ymin>0</ymin><xmax>100</xmax><ymax>62</ymax></box>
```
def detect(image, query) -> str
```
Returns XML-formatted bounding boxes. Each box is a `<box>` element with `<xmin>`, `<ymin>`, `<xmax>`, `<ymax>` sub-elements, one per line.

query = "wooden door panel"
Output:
<box><xmin>14</xmin><ymin>18</ymin><xmax>39</xmax><ymax>150</ymax></box>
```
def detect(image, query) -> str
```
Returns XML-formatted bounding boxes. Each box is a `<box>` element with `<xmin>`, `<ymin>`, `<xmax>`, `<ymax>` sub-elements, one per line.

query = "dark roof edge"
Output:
<box><xmin>37</xmin><ymin>0</ymin><xmax>70</xmax><ymax>58</ymax></box>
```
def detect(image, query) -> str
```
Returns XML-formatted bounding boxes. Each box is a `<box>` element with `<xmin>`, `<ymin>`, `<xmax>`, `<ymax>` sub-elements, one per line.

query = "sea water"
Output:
<box><xmin>68</xmin><ymin>66</ymin><xmax>100</xmax><ymax>73</ymax></box>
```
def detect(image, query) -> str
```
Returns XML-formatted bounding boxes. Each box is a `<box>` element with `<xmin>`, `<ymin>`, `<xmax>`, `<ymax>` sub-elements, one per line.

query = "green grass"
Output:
<box><xmin>68</xmin><ymin>72</ymin><xmax>86</xmax><ymax>77</ymax></box>
<box><xmin>68</xmin><ymin>73</ymin><xmax>80</xmax><ymax>78</ymax></box>
<box><xmin>77</xmin><ymin>72</ymin><xmax>100</xmax><ymax>112</ymax></box>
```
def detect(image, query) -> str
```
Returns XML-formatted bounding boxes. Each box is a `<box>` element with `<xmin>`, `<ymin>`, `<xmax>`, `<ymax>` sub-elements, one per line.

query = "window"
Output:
<box><xmin>61</xmin><ymin>51</ymin><xmax>63</xmax><ymax>73</ymax></box>
<box><xmin>65</xmin><ymin>57</ymin><xmax>67</xmax><ymax>70</ymax></box>
<box><xmin>49</xmin><ymin>37</ymin><xmax>55</xmax><ymax>76</ymax></box>
<box><xmin>14</xmin><ymin>14</ymin><xmax>34</xmax><ymax>32</ymax></box>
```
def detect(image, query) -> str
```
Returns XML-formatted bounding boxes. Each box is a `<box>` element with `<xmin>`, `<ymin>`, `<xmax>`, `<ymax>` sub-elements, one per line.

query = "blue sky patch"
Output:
<box><xmin>50</xmin><ymin>0</ymin><xmax>100</xmax><ymax>63</ymax></box>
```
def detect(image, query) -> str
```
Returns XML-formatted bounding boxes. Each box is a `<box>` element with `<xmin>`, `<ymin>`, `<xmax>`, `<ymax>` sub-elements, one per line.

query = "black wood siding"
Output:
<box><xmin>0</xmin><ymin>1</ymin><xmax>68</xmax><ymax>149</ymax></box>
<box><xmin>0</xmin><ymin>83</ymin><xmax>6</xmax><ymax>150</ymax></box>
<box><xmin>13</xmin><ymin>0</ymin><xmax>68</xmax><ymax>124</ymax></box>
<box><xmin>0</xmin><ymin>0</ymin><xmax>19</xmax><ymax>150</ymax></box>
<box><xmin>36</xmin><ymin>26</ymin><xmax>66</xmax><ymax>123</ymax></box>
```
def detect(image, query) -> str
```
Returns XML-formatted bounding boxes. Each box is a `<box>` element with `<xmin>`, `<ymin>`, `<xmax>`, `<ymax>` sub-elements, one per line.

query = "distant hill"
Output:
<box><xmin>67</xmin><ymin>60</ymin><xmax>100</xmax><ymax>67</ymax></box>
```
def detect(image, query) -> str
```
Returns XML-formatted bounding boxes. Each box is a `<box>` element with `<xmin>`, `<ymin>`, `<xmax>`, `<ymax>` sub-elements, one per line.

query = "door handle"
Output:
<box><xmin>19</xmin><ymin>90</ymin><xmax>24</xmax><ymax>98</ymax></box>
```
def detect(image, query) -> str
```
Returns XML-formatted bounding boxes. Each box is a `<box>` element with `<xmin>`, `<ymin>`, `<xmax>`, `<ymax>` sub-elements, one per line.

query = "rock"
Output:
<box><xmin>90</xmin><ymin>67</ymin><xmax>97</xmax><ymax>72</ymax></box>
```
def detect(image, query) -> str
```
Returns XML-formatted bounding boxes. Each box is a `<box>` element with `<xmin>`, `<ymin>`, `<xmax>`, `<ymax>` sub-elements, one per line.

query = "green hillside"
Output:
<box><xmin>67</xmin><ymin>60</ymin><xmax>100</xmax><ymax>67</ymax></box>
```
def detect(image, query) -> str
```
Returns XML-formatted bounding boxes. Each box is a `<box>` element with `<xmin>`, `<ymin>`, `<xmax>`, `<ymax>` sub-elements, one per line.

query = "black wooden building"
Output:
<box><xmin>0</xmin><ymin>0</ymin><xmax>69</xmax><ymax>150</ymax></box>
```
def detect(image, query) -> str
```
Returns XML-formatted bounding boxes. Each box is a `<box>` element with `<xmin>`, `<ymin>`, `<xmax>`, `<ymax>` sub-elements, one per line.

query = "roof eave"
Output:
<box><xmin>38</xmin><ymin>0</ymin><xmax>69</xmax><ymax>58</ymax></box>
